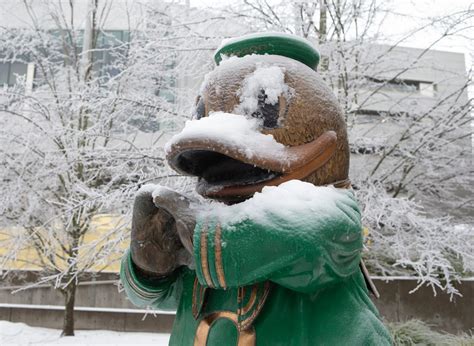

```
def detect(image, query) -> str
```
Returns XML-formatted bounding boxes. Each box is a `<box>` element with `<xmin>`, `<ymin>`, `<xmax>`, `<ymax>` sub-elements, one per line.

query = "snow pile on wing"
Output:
<box><xmin>234</xmin><ymin>64</ymin><xmax>289</xmax><ymax>116</ymax></box>
<box><xmin>201</xmin><ymin>180</ymin><xmax>355</xmax><ymax>227</ymax></box>
<box><xmin>165</xmin><ymin>112</ymin><xmax>287</xmax><ymax>161</ymax></box>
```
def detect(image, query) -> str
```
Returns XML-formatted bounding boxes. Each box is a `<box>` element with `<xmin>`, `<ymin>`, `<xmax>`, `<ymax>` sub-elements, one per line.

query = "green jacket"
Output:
<box><xmin>121</xmin><ymin>187</ymin><xmax>392</xmax><ymax>345</ymax></box>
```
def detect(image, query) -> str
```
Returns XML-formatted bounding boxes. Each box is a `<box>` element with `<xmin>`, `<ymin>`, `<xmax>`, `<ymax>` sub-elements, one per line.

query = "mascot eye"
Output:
<box><xmin>193</xmin><ymin>96</ymin><xmax>206</xmax><ymax>120</ymax></box>
<box><xmin>251</xmin><ymin>90</ymin><xmax>279</xmax><ymax>128</ymax></box>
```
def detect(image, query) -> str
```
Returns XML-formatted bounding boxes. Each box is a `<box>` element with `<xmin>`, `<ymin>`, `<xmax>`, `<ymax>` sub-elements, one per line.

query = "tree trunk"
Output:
<box><xmin>319</xmin><ymin>0</ymin><xmax>329</xmax><ymax>71</ymax></box>
<box><xmin>61</xmin><ymin>282</ymin><xmax>77</xmax><ymax>336</ymax></box>
<box><xmin>319</xmin><ymin>0</ymin><xmax>327</xmax><ymax>44</ymax></box>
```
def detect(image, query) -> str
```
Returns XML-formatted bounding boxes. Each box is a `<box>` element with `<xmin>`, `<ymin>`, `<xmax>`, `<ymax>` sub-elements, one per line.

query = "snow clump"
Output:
<box><xmin>234</xmin><ymin>64</ymin><xmax>291</xmax><ymax>117</ymax></box>
<box><xmin>200</xmin><ymin>180</ymin><xmax>357</xmax><ymax>228</ymax></box>
<box><xmin>165</xmin><ymin>112</ymin><xmax>287</xmax><ymax>160</ymax></box>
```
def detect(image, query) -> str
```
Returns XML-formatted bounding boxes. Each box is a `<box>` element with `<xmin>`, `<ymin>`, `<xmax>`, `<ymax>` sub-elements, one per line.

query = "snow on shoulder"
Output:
<box><xmin>164</xmin><ymin>112</ymin><xmax>287</xmax><ymax>161</ymax></box>
<box><xmin>201</xmin><ymin>180</ymin><xmax>357</xmax><ymax>227</ymax></box>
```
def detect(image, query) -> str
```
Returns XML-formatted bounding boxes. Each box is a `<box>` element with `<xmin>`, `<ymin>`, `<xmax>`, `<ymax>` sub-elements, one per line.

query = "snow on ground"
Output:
<box><xmin>0</xmin><ymin>321</ymin><xmax>170</xmax><ymax>346</ymax></box>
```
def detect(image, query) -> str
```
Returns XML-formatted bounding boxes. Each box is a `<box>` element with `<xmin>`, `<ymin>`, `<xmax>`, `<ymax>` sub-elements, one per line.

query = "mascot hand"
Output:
<box><xmin>130</xmin><ymin>187</ymin><xmax>194</xmax><ymax>278</ymax></box>
<box><xmin>152</xmin><ymin>186</ymin><xmax>196</xmax><ymax>260</ymax></box>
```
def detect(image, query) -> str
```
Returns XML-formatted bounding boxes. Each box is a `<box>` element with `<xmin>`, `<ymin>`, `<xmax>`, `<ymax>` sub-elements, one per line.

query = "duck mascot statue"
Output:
<box><xmin>120</xmin><ymin>33</ymin><xmax>392</xmax><ymax>345</ymax></box>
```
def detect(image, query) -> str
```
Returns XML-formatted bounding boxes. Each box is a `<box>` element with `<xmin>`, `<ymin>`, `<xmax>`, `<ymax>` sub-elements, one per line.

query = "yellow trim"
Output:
<box><xmin>214</xmin><ymin>223</ymin><xmax>227</xmax><ymax>289</ymax></box>
<box><xmin>241</xmin><ymin>286</ymin><xmax>258</xmax><ymax>315</ymax></box>
<box><xmin>194</xmin><ymin>311</ymin><xmax>256</xmax><ymax>346</ymax></box>
<box><xmin>239</xmin><ymin>281</ymin><xmax>271</xmax><ymax>331</ymax></box>
<box><xmin>200</xmin><ymin>223</ymin><xmax>214</xmax><ymax>287</ymax></box>
<box><xmin>192</xmin><ymin>277</ymin><xmax>199</xmax><ymax>318</ymax></box>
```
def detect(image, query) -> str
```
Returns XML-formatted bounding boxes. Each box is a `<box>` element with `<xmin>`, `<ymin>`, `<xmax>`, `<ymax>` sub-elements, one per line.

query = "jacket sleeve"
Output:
<box><xmin>193</xmin><ymin>188</ymin><xmax>363</xmax><ymax>293</ymax></box>
<box><xmin>120</xmin><ymin>249</ymin><xmax>183</xmax><ymax>310</ymax></box>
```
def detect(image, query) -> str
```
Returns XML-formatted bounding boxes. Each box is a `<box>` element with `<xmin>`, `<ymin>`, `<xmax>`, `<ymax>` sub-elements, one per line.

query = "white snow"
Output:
<box><xmin>199</xmin><ymin>180</ymin><xmax>355</xmax><ymax>227</ymax></box>
<box><xmin>151</xmin><ymin>185</ymin><xmax>174</xmax><ymax>200</ymax></box>
<box><xmin>234</xmin><ymin>64</ymin><xmax>290</xmax><ymax>117</ymax></box>
<box><xmin>0</xmin><ymin>320</ymin><xmax>170</xmax><ymax>345</ymax></box>
<box><xmin>137</xmin><ymin>183</ymin><xmax>160</xmax><ymax>196</ymax></box>
<box><xmin>216</xmin><ymin>54</ymin><xmax>245</xmax><ymax>68</ymax></box>
<box><xmin>165</xmin><ymin>112</ymin><xmax>288</xmax><ymax>161</ymax></box>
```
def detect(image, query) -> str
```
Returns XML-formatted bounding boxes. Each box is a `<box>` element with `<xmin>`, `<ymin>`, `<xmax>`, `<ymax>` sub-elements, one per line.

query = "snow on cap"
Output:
<box><xmin>214</xmin><ymin>32</ymin><xmax>320</xmax><ymax>70</ymax></box>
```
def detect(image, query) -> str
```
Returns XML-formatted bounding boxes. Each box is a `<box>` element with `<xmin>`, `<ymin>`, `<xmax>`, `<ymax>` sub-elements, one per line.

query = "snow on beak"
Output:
<box><xmin>165</xmin><ymin>112</ymin><xmax>337</xmax><ymax>200</ymax></box>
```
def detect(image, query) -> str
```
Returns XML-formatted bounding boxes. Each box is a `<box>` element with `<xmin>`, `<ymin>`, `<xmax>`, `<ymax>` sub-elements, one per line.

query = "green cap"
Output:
<box><xmin>214</xmin><ymin>32</ymin><xmax>320</xmax><ymax>70</ymax></box>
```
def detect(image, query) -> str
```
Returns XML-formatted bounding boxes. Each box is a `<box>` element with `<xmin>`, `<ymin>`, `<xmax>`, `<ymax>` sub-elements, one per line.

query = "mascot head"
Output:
<box><xmin>166</xmin><ymin>33</ymin><xmax>349</xmax><ymax>203</ymax></box>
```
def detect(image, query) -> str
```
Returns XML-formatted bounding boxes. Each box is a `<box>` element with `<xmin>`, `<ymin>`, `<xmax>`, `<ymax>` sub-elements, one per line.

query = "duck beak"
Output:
<box><xmin>166</xmin><ymin>130</ymin><xmax>337</xmax><ymax>201</ymax></box>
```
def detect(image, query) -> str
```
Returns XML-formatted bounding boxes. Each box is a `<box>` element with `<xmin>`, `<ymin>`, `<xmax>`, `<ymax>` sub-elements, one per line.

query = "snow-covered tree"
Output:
<box><xmin>0</xmin><ymin>0</ymin><xmax>218</xmax><ymax>335</ymax></box>
<box><xmin>220</xmin><ymin>0</ymin><xmax>473</xmax><ymax>295</ymax></box>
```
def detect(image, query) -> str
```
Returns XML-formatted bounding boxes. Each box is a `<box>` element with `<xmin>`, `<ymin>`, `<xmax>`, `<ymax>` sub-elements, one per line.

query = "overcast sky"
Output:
<box><xmin>189</xmin><ymin>0</ymin><xmax>473</xmax><ymax>60</ymax></box>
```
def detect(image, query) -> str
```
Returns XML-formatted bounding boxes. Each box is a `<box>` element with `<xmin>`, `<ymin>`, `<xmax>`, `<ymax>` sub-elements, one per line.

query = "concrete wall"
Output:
<box><xmin>373</xmin><ymin>278</ymin><xmax>473</xmax><ymax>334</ymax></box>
<box><xmin>0</xmin><ymin>305</ymin><xmax>175</xmax><ymax>333</ymax></box>
<box><xmin>1</xmin><ymin>274</ymin><xmax>472</xmax><ymax>334</ymax></box>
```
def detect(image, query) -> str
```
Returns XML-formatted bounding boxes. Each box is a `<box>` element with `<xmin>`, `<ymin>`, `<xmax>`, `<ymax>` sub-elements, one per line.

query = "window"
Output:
<box><xmin>93</xmin><ymin>30</ymin><xmax>131</xmax><ymax>79</ymax></box>
<box><xmin>127</xmin><ymin>115</ymin><xmax>161</xmax><ymax>133</ymax></box>
<box><xmin>350</xmin><ymin>136</ymin><xmax>386</xmax><ymax>155</ymax></box>
<box><xmin>0</xmin><ymin>62</ymin><xmax>28</xmax><ymax>86</ymax></box>
<box><xmin>381</xmin><ymin>80</ymin><xmax>418</xmax><ymax>93</ymax></box>
<box><xmin>365</xmin><ymin>77</ymin><xmax>436</xmax><ymax>97</ymax></box>
<box><xmin>159</xmin><ymin>119</ymin><xmax>179</xmax><ymax>132</ymax></box>
<box><xmin>154</xmin><ymin>60</ymin><xmax>176</xmax><ymax>104</ymax></box>
<box><xmin>1</xmin><ymin>30</ymin><xmax>131</xmax><ymax>87</ymax></box>
<box><xmin>419</xmin><ymin>82</ymin><xmax>436</xmax><ymax>97</ymax></box>
<box><xmin>0</xmin><ymin>63</ymin><xmax>8</xmax><ymax>85</ymax></box>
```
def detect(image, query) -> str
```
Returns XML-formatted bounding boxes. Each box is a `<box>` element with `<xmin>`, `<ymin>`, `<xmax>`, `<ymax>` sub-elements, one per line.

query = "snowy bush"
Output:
<box><xmin>357</xmin><ymin>181</ymin><xmax>473</xmax><ymax>297</ymax></box>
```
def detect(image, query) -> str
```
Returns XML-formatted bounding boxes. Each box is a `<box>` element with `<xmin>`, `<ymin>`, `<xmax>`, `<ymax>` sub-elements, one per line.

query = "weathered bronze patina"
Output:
<box><xmin>121</xmin><ymin>33</ymin><xmax>392</xmax><ymax>345</ymax></box>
